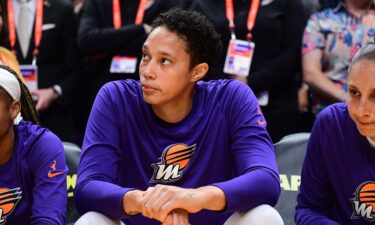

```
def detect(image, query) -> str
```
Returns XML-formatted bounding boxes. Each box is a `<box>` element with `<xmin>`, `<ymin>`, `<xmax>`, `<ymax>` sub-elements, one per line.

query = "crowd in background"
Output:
<box><xmin>2</xmin><ymin>0</ymin><xmax>372</xmax><ymax>145</ymax></box>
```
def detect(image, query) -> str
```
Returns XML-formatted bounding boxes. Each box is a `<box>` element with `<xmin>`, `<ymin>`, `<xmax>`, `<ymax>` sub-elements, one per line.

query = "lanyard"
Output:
<box><xmin>225</xmin><ymin>0</ymin><xmax>260</xmax><ymax>40</ymax></box>
<box><xmin>112</xmin><ymin>0</ymin><xmax>148</xmax><ymax>29</ymax></box>
<box><xmin>7</xmin><ymin>0</ymin><xmax>43</xmax><ymax>65</ymax></box>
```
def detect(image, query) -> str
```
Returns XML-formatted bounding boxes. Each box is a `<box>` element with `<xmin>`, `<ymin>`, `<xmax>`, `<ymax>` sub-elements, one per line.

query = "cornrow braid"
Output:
<box><xmin>0</xmin><ymin>64</ymin><xmax>40</xmax><ymax>124</ymax></box>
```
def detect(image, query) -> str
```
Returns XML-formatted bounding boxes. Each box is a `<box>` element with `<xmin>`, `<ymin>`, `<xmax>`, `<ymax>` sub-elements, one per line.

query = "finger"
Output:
<box><xmin>159</xmin><ymin>201</ymin><xmax>178</xmax><ymax>222</ymax></box>
<box><xmin>35</xmin><ymin>99</ymin><xmax>43</xmax><ymax>111</ymax></box>
<box><xmin>173</xmin><ymin>210</ymin><xmax>180</xmax><ymax>225</ymax></box>
<box><xmin>162</xmin><ymin>213</ymin><xmax>173</xmax><ymax>225</ymax></box>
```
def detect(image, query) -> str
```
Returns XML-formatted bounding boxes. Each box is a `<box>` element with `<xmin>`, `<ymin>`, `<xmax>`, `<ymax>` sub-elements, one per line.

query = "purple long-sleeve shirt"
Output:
<box><xmin>296</xmin><ymin>103</ymin><xmax>375</xmax><ymax>224</ymax></box>
<box><xmin>75</xmin><ymin>79</ymin><xmax>280</xmax><ymax>225</ymax></box>
<box><xmin>0</xmin><ymin>121</ymin><xmax>67</xmax><ymax>225</ymax></box>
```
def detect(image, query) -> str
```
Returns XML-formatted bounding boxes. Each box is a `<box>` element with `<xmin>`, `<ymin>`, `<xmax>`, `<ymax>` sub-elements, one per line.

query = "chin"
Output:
<box><xmin>143</xmin><ymin>95</ymin><xmax>160</xmax><ymax>105</ymax></box>
<box><xmin>356</xmin><ymin>126</ymin><xmax>375</xmax><ymax>138</ymax></box>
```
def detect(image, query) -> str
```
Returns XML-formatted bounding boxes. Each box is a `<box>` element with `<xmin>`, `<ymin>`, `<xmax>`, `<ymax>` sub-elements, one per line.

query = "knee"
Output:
<box><xmin>75</xmin><ymin>211</ymin><xmax>124</xmax><ymax>225</ymax></box>
<box><xmin>225</xmin><ymin>204</ymin><xmax>284</xmax><ymax>225</ymax></box>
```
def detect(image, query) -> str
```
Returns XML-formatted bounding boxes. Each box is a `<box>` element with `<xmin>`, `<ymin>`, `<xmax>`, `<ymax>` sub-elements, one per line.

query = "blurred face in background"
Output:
<box><xmin>347</xmin><ymin>59</ymin><xmax>375</xmax><ymax>140</ymax></box>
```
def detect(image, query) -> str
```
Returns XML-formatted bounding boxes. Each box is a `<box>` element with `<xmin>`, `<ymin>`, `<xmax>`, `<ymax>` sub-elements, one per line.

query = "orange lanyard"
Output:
<box><xmin>112</xmin><ymin>0</ymin><xmax>148</xmax><ymax>29</ymax></box>
<box><xmin>225</xmin><ymin>0</ymin><xmax>260</xmax><ymax>40</ymax></box>
<box><xmin>7</xmin><ymin>0</ymin><xmax>43</xmax><ymax>65</ymax></box>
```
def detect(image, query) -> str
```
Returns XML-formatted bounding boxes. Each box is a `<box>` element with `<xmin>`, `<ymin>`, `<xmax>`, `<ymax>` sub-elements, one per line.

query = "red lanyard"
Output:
<box><xmin>225</xmin><ymin>0</ymin><xmax>260</xmax><ymax>40</ymax></box>
<box><xmin>7</xmin><ymin>0</ymin><xmax>43</xmax><ymax>64</ymax></box>
<box><xmin>112</xmin><ymin>0</ymin><xmax>148</xmax><ymax>29</ymax></box>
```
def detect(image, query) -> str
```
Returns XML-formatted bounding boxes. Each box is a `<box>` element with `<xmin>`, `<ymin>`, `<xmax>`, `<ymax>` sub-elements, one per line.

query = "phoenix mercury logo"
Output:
<box><xmin>150</xmin><ymin>143</ymin><xmax>196</xmax><ymax>183</ymax></box>
<box><xmin>0</xmin><ymin>187</ymin><xmax>22</xmax><ymax>224</ymax></box>
<box><xmin>351</xmin><ymin>181</ymin><xmax>375</xmax><ymax>221</ymax></box>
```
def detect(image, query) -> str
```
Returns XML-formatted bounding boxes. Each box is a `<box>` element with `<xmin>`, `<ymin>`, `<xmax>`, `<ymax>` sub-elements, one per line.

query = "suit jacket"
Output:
<box><xmin>1</xmin><ymin>0</ymin><xmax>81</xmax><ymax>105</ymax></box>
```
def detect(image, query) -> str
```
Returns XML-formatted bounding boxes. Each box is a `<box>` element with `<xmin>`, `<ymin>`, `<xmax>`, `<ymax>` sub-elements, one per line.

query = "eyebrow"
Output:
<box><xmin>348</xmin><ymin>83</ymin><xmax>375</xmax><ymax>93</ymax></box>
<box><xmin>142</xmin><ymin>45</ymin><xmax>176</xmax><ymax>59</ymax></box>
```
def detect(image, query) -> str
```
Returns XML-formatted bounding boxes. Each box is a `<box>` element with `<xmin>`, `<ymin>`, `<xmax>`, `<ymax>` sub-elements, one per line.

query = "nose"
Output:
<box><xmin>141</xmin><ymin>60</ymin><xmax>156</xmax><ymax>80</ymax></box>
<box><xmin>356</xmin><ymin>98</ymin><xmax>372</xmax><ymax>118</ymax></box>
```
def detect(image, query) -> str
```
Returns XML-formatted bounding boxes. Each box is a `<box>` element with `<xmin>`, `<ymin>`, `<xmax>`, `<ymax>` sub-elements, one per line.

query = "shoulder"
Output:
<box><xmin>312</xmin><ymin>103</ymin><xmax>350</xmax><ymax>140</ymax></box>
<box><xmin>196</xmin><ymin>79</ymin><xmax>257</xmax><ymax>113</ymax></box>
<box><xmin>16</xmin><ymin>121</ymin><xmax>64</xmax><ymax>159</ymax></box>
<box><xmin>317</xmin><ymin>102</ymin><xmax>348</xmax><ymax>125</ymax></box>
<box><xmin>96</xmin><ymin>80</ymin><xmax>143</xmax><ymax>110</ymax></box>
<box><xmin>197</xmin><ymin>79</ymin><xmax>254</xmax><ymax>99</ymax></box>
<box><xmin>100</xmin><ymin>80</ymin><xmax>141</xmax><ymax>99</ymax></box>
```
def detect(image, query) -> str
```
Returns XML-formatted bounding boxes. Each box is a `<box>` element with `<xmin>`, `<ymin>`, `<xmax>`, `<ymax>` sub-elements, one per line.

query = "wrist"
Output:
<box><xmin>52</xmin><ymin>84</ymin><xmax>62</xmax><ymax>98</ymax></box>
<box><xmin>123</xmin><ymin>190</ymin><xmax>142</xmax><ymax>216</ymax></box>
<box><xmin>197</xmin><ymin>186</ymin><xmax>226</xmax><ymax>211</ymax></box>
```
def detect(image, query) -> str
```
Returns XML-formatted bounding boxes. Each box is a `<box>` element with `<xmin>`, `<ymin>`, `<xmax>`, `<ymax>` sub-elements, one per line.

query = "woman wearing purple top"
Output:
<box><xmin>0</xmin><ymin>65</ymin><xmax>67</xmax><ymax>225</ymax></box>
<box><xmin>75</xmin><ymin>9</ymin><xmax>283</xmax><ymax>225</ymax></box>
<box><xmin>296</xmin><ymin>42</ymin><xmax>375</xmax><ymax>224</ymax></box>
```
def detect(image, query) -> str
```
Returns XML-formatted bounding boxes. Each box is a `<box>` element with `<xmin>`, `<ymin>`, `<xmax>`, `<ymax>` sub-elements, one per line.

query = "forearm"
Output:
<box><xmin>304</xmin><ymin>70</ymin><xmax>345</xmax><ymax>101</ymax></box>
<box><xmin>75</xmin><ymin>179</ymin><xmax>133</xmax><ymax>219</ymax></box>
<box><xmin>212</xmin><ymin>168</ymin><xmax>280</xmax><ymax>212</ymax></box>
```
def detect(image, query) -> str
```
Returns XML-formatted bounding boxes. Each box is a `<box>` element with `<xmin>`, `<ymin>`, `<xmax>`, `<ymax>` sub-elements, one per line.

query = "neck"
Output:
<box><xmin>152</xmin><ymin>87</ymin><xmax>194</xmax><ymax>124</ymax></box>
<box><xmin>0</xmin><ymin>127</ymin><xmax>14</xmax><ymax>166</ymax></box>
<box><xmin>345</xmin><ymin>0</ymin><xmax>371</xmax><ymax>17</ymax></box>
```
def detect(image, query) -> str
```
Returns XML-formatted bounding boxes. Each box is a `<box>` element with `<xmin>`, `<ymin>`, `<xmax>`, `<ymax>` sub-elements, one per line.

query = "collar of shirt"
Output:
<box><xmin>367</xmin><ymin>136</ymin><xmax>375</xmax><ymax>149</ymax></box>
<box><xmin>12</xmin><ymin>0</ymin><xmax>36</xmax><ymax>30</ymax></box>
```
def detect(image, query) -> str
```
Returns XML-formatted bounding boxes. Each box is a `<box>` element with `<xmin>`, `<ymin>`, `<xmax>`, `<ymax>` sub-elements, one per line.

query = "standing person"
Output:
<box><xmin>77</xmin><ymin>0</ymin><xmax>183</xmax><ymax>134</ymax></box>
<box><xmin>0</xmin><ymin>65</ymin><xmax>67</xmax><ymax>224</ymax></box>
<box><xmin>189</xmin><ymin>0</ymin><xmax>307</xmax><ymax>143</ymax></box>
<box><xmin>74</xmin><ymin>9</ymin><xmax>282</xmax><ymax>225</ymax></box>
<box><xmin>302</xmin><ymin>0</ymin><xmax>375</xmax><ymax>114</ymax></box>
<box><xmin>296</xmin><ymin>42</ymin><xmax>375</xmax><ymax>224</ymax></box>
<box><xmin>0</xmin><ymin>0</ymin><xmax>81</xmax><ymax>142</ymax></box>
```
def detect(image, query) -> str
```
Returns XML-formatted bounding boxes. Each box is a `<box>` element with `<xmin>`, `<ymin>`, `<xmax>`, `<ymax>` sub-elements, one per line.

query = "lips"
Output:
<box><xmin>141</xmin><ymin>84</ymin><xmax>157</xmax><ymax>94</ymax></box>
<box><xmin>359</xmin><ymin>121</ymin><xmax>374</xmax><ymax>126</ymax></box>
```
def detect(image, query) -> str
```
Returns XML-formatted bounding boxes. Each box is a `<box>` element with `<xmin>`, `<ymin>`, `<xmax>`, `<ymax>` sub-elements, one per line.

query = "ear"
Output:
<box><xmin>191</xmin><ymin>63</ymin><xmax>209</xmax><ymax>82</ymax></box>
<box><xmin>9</xmin><ymin>101</ymin><xmax>21</xmax><ymax>121</ymax></box>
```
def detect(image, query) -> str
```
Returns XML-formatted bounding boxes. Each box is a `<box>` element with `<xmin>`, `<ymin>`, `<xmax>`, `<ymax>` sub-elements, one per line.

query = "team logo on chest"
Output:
<box><xmin>150</xmin><ymin>143</ymin><xmax>196</xmax><ymax>183</ymax></box>
<box><xmin>351</xmin><ymin>181</ymin><xmax>375</xmax><ymax>221</ymax></box>
<box><xmin>0</xmin><ymin>187</ymin><xmax>22</xmax><ymax>224</ymax></box>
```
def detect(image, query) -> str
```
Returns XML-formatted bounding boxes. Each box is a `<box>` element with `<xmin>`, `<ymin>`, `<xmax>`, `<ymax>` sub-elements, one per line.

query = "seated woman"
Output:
<box><xmin>296</xmin><ymin>42</ymin><xmax>375</xmax><ymax>224</ymax></box>
<box><xmin>74</xmin><ymin>9</ymin><xmax>282</xmax><ymax>225</ymax></box>
<box><xmin>0</xmin><ymin>65</ymin><xmax>67</xmax><ymax>224</ymax></box>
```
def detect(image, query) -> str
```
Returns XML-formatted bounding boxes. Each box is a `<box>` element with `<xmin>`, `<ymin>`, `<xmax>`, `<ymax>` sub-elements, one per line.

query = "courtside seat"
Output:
<box><xmin>274</xmin><ymin>133</ymin><xmax>310</xmax><ymax>225</ymax></box>
<box><xmin>63</xmin><ymin>142</ymin><xmax>81</xmax><ymax>225</ymax></box>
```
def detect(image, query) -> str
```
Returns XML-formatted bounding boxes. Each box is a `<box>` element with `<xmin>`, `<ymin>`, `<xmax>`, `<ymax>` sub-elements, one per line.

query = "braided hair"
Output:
<box><xmin>0</xmin><ymin>64</ymin><xmax>39</xmax><ymax>124</ymax></box>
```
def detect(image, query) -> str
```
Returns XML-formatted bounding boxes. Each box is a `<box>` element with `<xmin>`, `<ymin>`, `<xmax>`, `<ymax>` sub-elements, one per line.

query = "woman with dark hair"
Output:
<box><xmin>75</xmin><ymin>9</ymin><xmax>282</xmax><ymax>225</ymax></box>
<box><xmin>0</xmin><ymin>65</ymin><xmax>67</xmax><ymax>224</ymax></box>
<box><xmin>297</xmin><ymin>42</ymin><xmax>375</xmax><ymax>224</ymax></box>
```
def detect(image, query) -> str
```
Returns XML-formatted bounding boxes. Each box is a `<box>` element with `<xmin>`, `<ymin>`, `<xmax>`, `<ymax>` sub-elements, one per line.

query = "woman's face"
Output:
<box><xmin>347</xmin><ymin>59</ymin><xmax>375</xmax><ymax>140</ymax></box>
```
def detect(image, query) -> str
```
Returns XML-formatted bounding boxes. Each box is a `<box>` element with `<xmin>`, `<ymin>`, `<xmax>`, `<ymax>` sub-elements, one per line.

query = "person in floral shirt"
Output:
<box><xmin>302</xmin><ymin>0</ymin><xmax>375</xmax><ymax>113</ymax></box>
